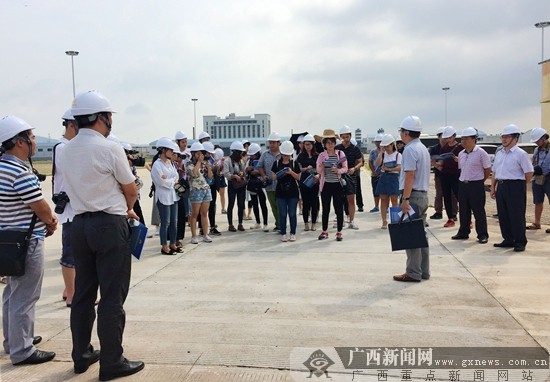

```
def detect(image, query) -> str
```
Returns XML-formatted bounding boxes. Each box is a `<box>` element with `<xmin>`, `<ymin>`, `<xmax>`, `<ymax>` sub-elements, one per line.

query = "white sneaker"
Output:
<box><xmin>203</xmin><ymin>235</ymin><xmax>212</xmax><ymax>243</ymax></box>
<box><xmin>146</xmin><ymin>232</ymin><xmax>153</xmax><ymax>238</ymax></box>
<box><xmin>251</xmin><ymin>223</ymin><xmax>261</xmax><ymax>229</ymax></box>
<box><xmin>263</xmin><ymin>225</ymin><xmax>269</xmax><ymax>232</ymax></box>
<box><xmin>281</xmin><ymin>234</ymin><xmax>288</xmax><ymax>242</ymax></box>
<box><xmin>191</xmin><ymin>236</ymin><xmax>199</xmax><ymax>244</ymax></box>
<box><xmin>154</xmin><ymin>227</ymin><xmax>160</xmax><ymax>236</ymax></box>
<box><xmin>349</xmin><ymin>221</ymin><xmax>359</xmax><ymax>230</ymax></box>
<box><xmin>289</xmin><ymin>234</ymin><xmax>296</xmax><ymax>242</ymax></box>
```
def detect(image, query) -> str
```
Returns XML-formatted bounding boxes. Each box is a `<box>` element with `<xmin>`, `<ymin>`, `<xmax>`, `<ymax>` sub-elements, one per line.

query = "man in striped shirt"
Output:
<box><xmin>0</xmin><ymin>115</ymin><xmax>58</xmax><ymax>365</ymax></box>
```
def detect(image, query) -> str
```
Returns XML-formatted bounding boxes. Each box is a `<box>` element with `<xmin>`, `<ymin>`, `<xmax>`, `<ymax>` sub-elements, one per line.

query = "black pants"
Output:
<box><xmin>457</xmin><ymin>180</ymin><xmax>488</xmax><ymax>239</ymax></box>
<box><xmin>70</xmin><ymin>212</ymin><xmax>131</xmax><ymax>368</ymax></box>
<box><xmin>250</xmin><ymin>190</ymin><xmax>269</xmax><ymax>225</ymax></box>
<box><xmin>440</xmin><ymin>172</ymin><xmax>460</xmax><ymax>219</ymax></box>
<box><xmin>176</xmin><ymin>197</ymin><xmax>188</xmax><ymax>240</ymax></box>
<box><xmin>496</xmin><ymin>180</ymin><xmax>527</xmax><ymax>246</ymax></box>
<box><xmin>133</xmin><ymin>199</ymin><xmax>146</xmax><ymax>228</ymax></box>
<box><xmin>227</xmin><ymin>184</ymin><xmax>246</xmax><ymax>225</ymax></box>
<box><xmin>321</xmin><ymin>182</ymin><xmax>344</xmax><ymax>231</ymax></box>
<box><xmin>356</xmin><ymin>172</ymin><xmax>364</xmax><ymax>209</ymax></box>
<box><xmin>300</xmin><ymin>184</ymin><xmax>319</xmax><ymax>224</ymax></box>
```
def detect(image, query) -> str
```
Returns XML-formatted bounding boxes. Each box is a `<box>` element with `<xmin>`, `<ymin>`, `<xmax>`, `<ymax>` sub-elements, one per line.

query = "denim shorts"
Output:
<box><xmin>532</xmin><ymin>177</ymin><xmax>550</xmax><ymax>204</ymax></box>
<box><xmin>59</xmin><ymin>222</ymin><xmax>75</xmax><ymax>268</ymax></box>
<box><xmin>189</xmin><ymin>188</ymin><xmax>212</xmax><ymax>204</ymax></box>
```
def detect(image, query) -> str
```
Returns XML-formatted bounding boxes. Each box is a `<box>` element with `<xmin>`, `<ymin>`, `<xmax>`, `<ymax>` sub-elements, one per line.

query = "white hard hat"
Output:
<box><xmin>175</xmin><ymin>131</ymin><xmax>187</xmax><ymax>140</ymax></box>
<box><xmin>106</xmin><ymin>134</ymin><xmax>121</xmax><ymax>144</ymax></box>
<box><xmin>190</xmin><ymin>142</ymin><xmax>205</xmax><ymax>152</ymax></box>
<box><xmin>461</xmin><ymin>127</ymin><xmax>478</xmax><ymax>138</ymax></box>
<box><xmin>0</xmin><ymin>115</ymin><xmax>34</xmax><ymax>144</ymax></box>
<box><xmin>248</xmin><ymin>143</ymin><xmax>261</xmax><ymax>156</ymax></box>
<box><xmin>296</xmin><ymin>135</ymin><xmax>304</xmax><ymax>143</ymax></box>
<box><xmin>436</xmin><ymin>126</ymin><xmax>446</xmax><ymax>135</ymax></box>
<box><xmin>530</xmin><ymin>127</ymin><xmax>548</xmax><ymax>142</ymax></box>
<box><xmin>71</xmin><ymin>90</ymin><xmax>114</xmax><ymax>116</ymax></box>
<box><xmin>156</xmin><ymin>137</ymin><xmax>178</xmax><ymax>151</ymax></box>
<box><xmin>399</xmin><ymin>115</ymin><xmax>422</xmax><ymax>132</ymax></box>
<box><xmin>380</xmin><ymin>134</ymin><xmax>395</xmax><ymax>147</ymax></box>
<box><xmin>374</xmin><ymin>133</ymin><xmax>384</xmax><ymax>142</ymax></box>
<box><xmin>302</xmin><ymin>134</ymin><xmax>315</xmax><ymax>142</ymax></box>
<box><xmin>214</xmin><ymin>148</ymin><xmax>224</xmax><ymax>161</ymax></box>
<box><xmin>62</xmin><ymin>109</ymin><xmax>74</xmax><ymax>121</ymax></box>
<box><xmin>442</xmin><ymin>126</ymin><xmax>456</xmax><ymax>139</ymax></box>
<box><xmin>351</xmin><ymin>138</ymin><xmax>357</xmax><ymax>146</ymax></box>
<box><xmin>339</xmin><ymin>125</ymin><xmax>352</xmax><ymax>135</ymax></box>
<box><xmin>202</xmin><ymin>141</ymin><xmax>216</xmax><ymax>154</ymax></box>
<box><xmin>198</xmin><ymin>131</ymin><xmax>210</xmax><ymax>140</ymax></box>
<box><xmin>242</xmin><ymin>139</ymin><xmax>250</xmax><ymax>145</ymax></box>
<box><xmin>121</xmin><ymin>142</ymin><xmax>133</xmax><ymax>151</ymax></box>
<box><xmin>280</xmin><ymin>140</ymin><xmax>295</xmax><ymax>156</ymax></box>
<box><xmin>230</xmin><ymin>141</ymin><xmax>245</xmax><ymax>151</ymax></box>
<box><xmin>267</xmin><ymin>132</ymin><xmax>281</xmax><ymax>141</ymax></box>
<box><xmin>501</xmin><ymin>124</ymin><xmax>520</xmax><ymax>136</ymax></box>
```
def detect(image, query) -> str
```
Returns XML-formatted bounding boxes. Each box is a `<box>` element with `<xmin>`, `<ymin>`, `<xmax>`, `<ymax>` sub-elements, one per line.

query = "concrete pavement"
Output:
<box><xmin>0</xmin><ymin>169</ymin><xmax>548</xmax><ymax>381</ymax></box>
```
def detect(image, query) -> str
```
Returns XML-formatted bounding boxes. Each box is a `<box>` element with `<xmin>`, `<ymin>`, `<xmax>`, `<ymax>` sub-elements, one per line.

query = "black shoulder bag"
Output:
<box><xmin>0</xmin><ymin>214</ymin><xmax>38</xmax><ymax>276</ymax></box>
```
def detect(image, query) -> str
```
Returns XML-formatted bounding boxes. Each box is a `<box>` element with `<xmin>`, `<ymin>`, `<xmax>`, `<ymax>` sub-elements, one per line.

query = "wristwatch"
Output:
<box><xmin>403</xmin><ymin>197</ymin><xmax>410</xmax><ymax>201</ymax></box>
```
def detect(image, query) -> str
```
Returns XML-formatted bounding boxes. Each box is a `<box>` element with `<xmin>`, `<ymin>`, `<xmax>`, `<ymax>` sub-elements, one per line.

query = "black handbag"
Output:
<box><xmin>174</xmin><ymin>177</ymin><xmax>190</xmax><ymax>198</ymax></box>
<box><xmin>340</xmin><ymin>173</ymin><xmax>356</xmax><ymax>195</ymax></box>
<box><xmin>388</xmin><ymin>213</ymin><xmax>428</xmax><ymax>251</ymax></box>
<box><xmin>0</xmin><ymin>214</ymin><xmax>38</xmax><ymax>276</ymax></box>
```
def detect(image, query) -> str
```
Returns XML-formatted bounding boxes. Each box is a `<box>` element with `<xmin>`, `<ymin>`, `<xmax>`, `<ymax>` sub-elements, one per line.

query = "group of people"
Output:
<box><xmin>145</xmin><ymin>126</ymin><xmax>365</xmax><ymax>247</ymax></box>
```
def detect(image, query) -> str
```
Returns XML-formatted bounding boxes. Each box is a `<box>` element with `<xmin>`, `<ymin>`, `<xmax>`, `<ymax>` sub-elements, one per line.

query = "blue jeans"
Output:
<box><xmin>157</xmin><ymin>200</ymin><xmax>178</xmax><ymax>245</ymax></box>
<box><xmin>276</xmin><ymin>197</ymin><xmax>298</xmax><ymax>235</ymax></box>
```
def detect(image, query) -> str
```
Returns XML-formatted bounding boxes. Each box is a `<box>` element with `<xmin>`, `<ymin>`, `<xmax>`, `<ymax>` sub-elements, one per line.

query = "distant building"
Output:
<box><xmin>203</xmin><ymin>113</ymin><xmax>271</xmax><ymax>140</ymax></box>
<box><xmin>354</xmin><ymin>128</ymin><xmax>362</xmax><ymax>142</ymax></box>
<box><xmin>35</xmin><ymin>135</ymin><xmax>60</xmax><ymax>160</ymax></box>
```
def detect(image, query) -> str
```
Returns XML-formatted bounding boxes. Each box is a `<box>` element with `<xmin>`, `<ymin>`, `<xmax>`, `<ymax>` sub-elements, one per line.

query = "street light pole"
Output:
<box><xmin>442</xmin><ymin>87</ymin><xmax>450</xmax><ymax>126</ymax></box>
<box><xmin>65</xmin><ymin>51</ymin><xmax>79</xmax><ymax>98</ymax></box>
<box><xmin>191</xmin><ymin>98</ymin><xmax>198</xmax><ymax>139</ymax></box>
<box><xmin>535</xmin><ymin>22</ymin><xmax>550</xmax><ymax>63</ymax></box>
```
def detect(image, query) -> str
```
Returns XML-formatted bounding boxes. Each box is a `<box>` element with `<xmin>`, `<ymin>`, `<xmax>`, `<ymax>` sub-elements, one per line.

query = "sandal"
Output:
<box><xmin>381</xmin><ymin>222</ymin><xmax>388</xmax><ymax>230</ymax></box>
<box><xmin>526</xmin><ymin>223</ymin><xmax>541</xmax><ymax>230</ymax></box>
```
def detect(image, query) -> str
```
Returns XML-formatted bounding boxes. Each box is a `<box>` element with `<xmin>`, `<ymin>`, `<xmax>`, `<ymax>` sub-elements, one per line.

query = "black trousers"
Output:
<box><xmin>227</xmin><ymin>184</ymin><xmax>246</xmax><ymax>225</ymax></box>
<box><xmin>300</xmin><ymin>183</ymin><xmax>319</xmax><ymax>224</ymax></box>
<box><xmin>250</xmin><ymin>190</ymin><xmax>269</xmax><ymax>225</ymax></box>
<box><xmin>70</xmin><ymin>212</ymin><xmax>131</xmax><ymax>368</ymax></box>
<box><xmin>321</xmin><ymin>182</ymin><xmax>344</xmax><ymax>231</ymax></box>
<box><xmin>355</xmin><ymin>172</ymin><xmax>364</xmax><ymax>209</ymax></box>
<box><xmin>133</xmin><ymin>199</ymin><xmax>146</xmax><ymax>228</ymax></box>
<box><xmin>496</xmin><ymin>180</ymin><xmax>527</xmax><ymax>246</ymax></box>
<box><xmin>440</xmin><ymin>172</ymin><xmax>460</xmax><ymax>219</ymax></box>
<box><xmin>457</xmin><ymin>180</ymin><xmax>488</xmax><ymax>239</ymax></box>
<box><xmin>176</xmin><ymin>196</ymin><xmax>188</xmax><ymax>240</ymax></box>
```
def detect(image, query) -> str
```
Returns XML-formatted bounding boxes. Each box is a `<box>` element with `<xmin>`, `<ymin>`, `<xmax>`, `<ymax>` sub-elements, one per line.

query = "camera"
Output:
<box><xmin>534</xmin><ymin>165</ymin><xmax>543</xmax><ymax>176</ymax></box>
<box><xmin>52</xmin><ymin>192</ymin><xmax>70</xmax><ymax>214</ymax></box>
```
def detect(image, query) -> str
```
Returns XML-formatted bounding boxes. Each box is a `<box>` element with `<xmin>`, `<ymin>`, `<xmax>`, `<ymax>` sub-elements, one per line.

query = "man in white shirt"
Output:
<box><xmin>59</xmin><ymin>91</ymin><xmax>144</xmax><ymax>380</ymax></box>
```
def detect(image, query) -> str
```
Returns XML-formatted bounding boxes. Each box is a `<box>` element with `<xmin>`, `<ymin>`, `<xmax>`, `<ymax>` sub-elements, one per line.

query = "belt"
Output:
<box><xmin>461</xmin><ymin>180</ymin><xmax>483</xmax><ymax>184</ymax></box>
<box><xmin>412</xmin><ymin>189</ymin><xmax>427</xmax><ymax>193</ymax></box>
<box><xmin>496</xmin><ymin>179</ymin><xmax>523</xmax><ymax>184</ymax></box>
<box><xmin>77</xmin><ymin>211</ymin><xmax>109</xmax><ymax>218</ymax></box>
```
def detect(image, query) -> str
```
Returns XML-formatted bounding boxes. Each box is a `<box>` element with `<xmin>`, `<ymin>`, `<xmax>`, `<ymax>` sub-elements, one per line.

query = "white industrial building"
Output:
<box><xmin>203</xmin><ymin>113</ymin><xmax>271</xmax><ymax>140</ymax></box>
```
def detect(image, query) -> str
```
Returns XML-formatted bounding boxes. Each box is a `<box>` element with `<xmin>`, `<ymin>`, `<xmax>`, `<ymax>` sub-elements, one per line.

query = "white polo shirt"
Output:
<box><xmin>492</xmin><ymin>144</ymin><xmax>534</xmax><ymax>180</ymax></box>
<box><xmin>58</xmin><ymin>129</ymin><xmax>136</xmax><ymax>216</ymax></box>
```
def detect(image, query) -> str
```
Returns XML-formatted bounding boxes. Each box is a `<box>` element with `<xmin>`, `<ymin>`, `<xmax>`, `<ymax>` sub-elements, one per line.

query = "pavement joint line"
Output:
<box><xmin>426</xmin><ymin>226</ymin><xmax>546</xmax><ymax>350</ymax></box>
<box><xmin>183</xmin><ymin>351</ymin><xmax>205</xmax><ymax>380</ymax></box>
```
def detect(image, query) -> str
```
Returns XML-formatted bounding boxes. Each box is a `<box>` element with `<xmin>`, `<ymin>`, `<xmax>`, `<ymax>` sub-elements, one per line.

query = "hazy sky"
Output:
<box><xmin>1</xmin><ymin>0</ymin><xmax>548</xmax><ymax>144</ymax></box>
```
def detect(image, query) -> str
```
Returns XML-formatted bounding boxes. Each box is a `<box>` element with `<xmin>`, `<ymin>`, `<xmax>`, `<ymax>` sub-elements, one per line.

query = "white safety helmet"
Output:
<box><xmin>106</xmin><ymin>134</ymin><xmax>121</xmax><ymax>144</ymax></box>
<box><xmin>230</xmin><ymin>141</ymin><xmax>245</xmax><ymax>152</ymax></box>
<box><xmin>501</xmin><ymin>124</ymin><xmax>520</xmax><ymax>136</ymax></box>
<box><xmin>296</xmin><ymin>135</ymin><xmax>304</xmax><ymax>143</ymax></box>
<box><xmin>241</xmin><ymin>139</ymin><xmax>250</xmax><ymax>145</ymax></box>
<box><xmin>156</xmin><ymin>137</ymin><xmax>178</xmax><ymax>151</ymax></box>
<box><xmin>399</xmin><ymin>115</ymin><xmax>422</xmax><ymax>132</ymax></box>
<box><xmin>202</xmin><ymin>141</ymin><xmax>216</xmax><ymax>154</ymax></box>
<box><xmin>121</xmin><ymin>142</ymin><xmax>133</xmax><ymax>152</ymax></box>
<box><xmin>214</xmin><ymin>148</ymin><xmax>224</xmax><ymax>161</ymax></box>
<box><xmin>198</xmin><ymin>131</ymin><xmax>210</xmax><ymax>141</ymax></box>
<box><xmin>530</xmin><ymin>127</ymin><xmax>548</xmax><ymax>142</ymax></box>
<box><xmin>190</xmin><ymin>142</ymin><xmax>205</xmax><ymax>152</ymax></box>
<box><xmin>71</xmin><ymin>90</ymin><xmax>114</xmax><ymax>117</ymax></box>
<box><xmin>0</xmin><ymin>115</ymin><xmax>34</xmax><ymax>145</ymax></box>
<box><xmin>248</xmin><ymin>143</ymin><xmax>261</xmax><ymax>156</ymax></box>
<box><xmin>62</xmin><ymin>109</ymin><xmax>75</xmax><ymax>121</ymax></box>
<box><xmin>175</xmin><ymin>131</ymin><xmax>187</xmax><ymax>140</ymax></box>
<box><xmin>280</xmin><ymin>140</ymin><xmax>295</xmax><ymax>156</ymax></box>
<box><xmin>442</xmin><ymin>126</ymin><xmax>457</xmax><ymax>139</ymax></box>
<box><xmin>436</xmin><ymin>126</ymin><xmax>446</xmax><ymax>136</ymax></box>
<box><xmin>267</xmin><ymin>132</ymin><xmax>281</xmax><ymax>142</ymax></box>
<box><xmin>380</xmin><ymin>134</ymin><xmax>395</xmax><ymax>147</ymax></box>
<box><xmin>302</xmin><ymin>133</ymin><xmax>315</xmax><ymax>142</ymax></box>
<box><xmin>339</xmin><ymin>125</ymin><xmax>352</xmax><ymax>135</ymax></box>
<box><xmin>374</xmin><ymin>133</ymin><xmax>384</xmax><ymax>142</ymax></box>
<box><xmin>461</xmin><ymin>127</ymin><xmax>478</xmax><ymax>138</ymax></box>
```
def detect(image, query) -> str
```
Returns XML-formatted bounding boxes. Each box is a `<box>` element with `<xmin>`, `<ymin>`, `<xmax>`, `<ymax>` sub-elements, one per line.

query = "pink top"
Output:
<box><xmin>458</xmin><ymin>145</ymin><xmax>491</xmax><ymax>182</ymax></box>
<box><xmin>316</xmin><ymin>150</ymin><xmax>348</xmax><ymax>192</ymax></box>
